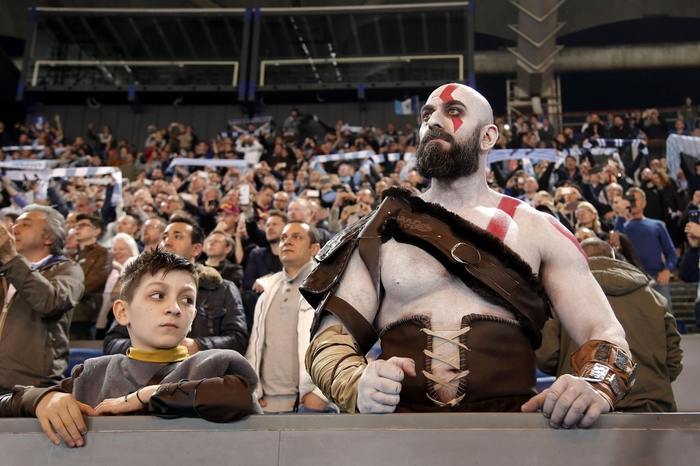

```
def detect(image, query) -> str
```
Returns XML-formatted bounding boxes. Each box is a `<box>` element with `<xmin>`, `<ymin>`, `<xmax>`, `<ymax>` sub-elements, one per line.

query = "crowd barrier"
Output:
<box><xmin>1</xmin><ymin>412</ymin><xmax>698</xmax><ymax>466</ymax></box>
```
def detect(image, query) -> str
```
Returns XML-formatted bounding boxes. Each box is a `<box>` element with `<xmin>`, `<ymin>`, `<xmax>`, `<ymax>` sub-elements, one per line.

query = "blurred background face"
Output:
<box><xmin>264</xmin><ymin>215</ymin><xmax>285</xmax><ymax>242</ymax></box>
<box><xmin>575</xmin><ymin>206</ymin><xmax>596</xmax><ymax>226</ymax></box>
<box><xmin>12</xmin><ymin>211</ymin><xmax>49</xmax><ymax>255</ymax></box>
<box><xmin>74</xmin><ymin>218</ymin><xmax>100</xmax><ymax>243</ymax></box>
<box><xmin>257</xmin><ymin>188</ymin><xmax>274</xmax><ymax>207</ymax></box>
<box><xmin>142</xmin><ymin>219</ymin><xmax>165</xmax><ymax>245</ymax></box>
<box><xmin>287</xmin><ymin>200</ymin><xmax>310</xmax><ymax>222</ymax></box>
<box><xmin>117</xmin><ymin>215</ymin><xmax>139</xmax><ymax>237</ymax></box>
<box><xmin>203</xmin><ymin>233</ymin><xmax>230</xmax><ymax>258</ymax></box>
<box><xmin>112</xmin><ymin>238</ymin><xmax>133</xmax><ymax>264</ymax></box>
<box><xmin>161</xmin><ymin>223</ymin><xmax>197</xmax><ymax>260</ymax></box>
<box><xmin>273</xmin><ymin>192</ymin><xmax>289</xmax><ymax>211</ymax></box>
<box><xmin>630</xmin><ymin>192</ymin><xmax>646</xmax><ymax>216</ymax></box>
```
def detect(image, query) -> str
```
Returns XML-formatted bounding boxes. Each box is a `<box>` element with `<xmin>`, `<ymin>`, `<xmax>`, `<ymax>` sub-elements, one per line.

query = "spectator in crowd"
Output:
<box><xmin>0</xmin><ymin>205</ymin><xmax>84</xmax><ymax>393</ymax></box>
<box><xmin>140</xmin><ymin>217</ymin><xmax>166</xmax><ymax>252</ymax></box>
<box><xmin>116</xmin><ymin>214</ymin><xmax>142</xmax><ymax>243</ymax></box>
<box><xmin>95</xmin><ymin>233</ymin><xmax>140</xmax><ymax>339</ymax></box>
<box><xmin>286</xmin><ymin>198</ymin><xmax>332</xmax><ymax>245</ymax></box>
<box><xmin>574</xmin><ymin>201</ymin><xmax>607</xmax><ymax>239</ymax></box>
<box><xmin>236</xmin><ymin>133</ymin><xmax>264</xmax><ymax>165</ymax></box>
<box><xmin>272</xmin><ymin>191</ymin><xmax>290</xmax><ymax>212</ymax></box>
<box><xmin>201</xmin><ymin>230</ymin><xmax>243</xmax><ymax>288</ymax></box>
<box><xmin>609</xmin><ymin>114</ymin><xmax>634</xmax><ymax>139</ymax></box>
<box><xmin>678</xmin><ymin>97</ymin><xmax>698</xmax><ymax>130</ymax></box>
<box><xmin>574</xmin><ymin>226</ymin><xmax>597</xmax><ymax>243</ymax></box>
<box><xmin>555</xmin><ymin>155</ymin><xmax>582</xmax><ymax>185</ymax></box>
<box><xmin>640</xmin><ymin>108</ymin><xmax>668</xmax><ymax>139</ymax></box>
<box><xmin>70</xmin><ymin>214</ymin><xmax>112</xmax><ymax>340</ymax></box>
<box><xmin>520</xmin><ymin>176</ymin><xmax>541</xmax><ymax>205</ymax></box>
<box><xmin>104</xmin><ymin>216</ymin><xmax>248</xmax><ymax>355</ymax></box>
<box><xmin>582</xmin><ymin>113</ymin><xmax>608</xmax><ymax>140</ymax></box>
<box><xmin>0</xmin><ymin>249</ymin><xmax>260</xmax><ymax>446</ymax></box>
<box><xmin>613</xmin><ymin>188</ymin><xmax>677</xmax><ymax>304</ymax></box>
<box><xmin>246</xmin><ymin>222</ymin><xmax>333</xmax><ymax>413</ymax></box>
<box><xmin>532</xmin><ymin>190</ymin><xmax>575</xmax><ymax>233</ymax></box>
<box><xmin>537</xmin><ymin>238</ymin><xmax>682</xmax><ymax>412</ymax></box>
<box><xmin>242</xmin><ymin>210</ymin><xmax>285</xmax><ymax>292</ymax></box>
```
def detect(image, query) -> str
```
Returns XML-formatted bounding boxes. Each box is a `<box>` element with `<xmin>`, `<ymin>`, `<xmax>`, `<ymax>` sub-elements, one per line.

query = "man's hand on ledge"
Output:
<box><xmin>521</xmin><ymin>374</ymin><xmax>611</xmax><ymax>428</ymax></box>
<box><xmin>35</xmin><ymin>392</ymin><xmax>96</xmax><ymax>448</ymax></box>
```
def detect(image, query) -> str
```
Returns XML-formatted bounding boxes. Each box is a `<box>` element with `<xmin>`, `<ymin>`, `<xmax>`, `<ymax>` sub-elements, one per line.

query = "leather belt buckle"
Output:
<box><xmin>450</xmin><ymin>242</ymin><xmax>481</xmax><ymax>266</ymax></box>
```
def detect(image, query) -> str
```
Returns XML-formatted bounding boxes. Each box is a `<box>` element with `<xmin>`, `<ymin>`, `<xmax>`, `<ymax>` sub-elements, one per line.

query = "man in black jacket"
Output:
<box><xmin>103</xmin><ymin>215</ymin><xmax>248</xmax><ymax>355</ymax></box>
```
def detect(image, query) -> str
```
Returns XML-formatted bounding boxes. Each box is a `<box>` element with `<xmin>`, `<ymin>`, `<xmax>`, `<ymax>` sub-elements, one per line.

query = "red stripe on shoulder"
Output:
<box><xmin>546</xmin><ymin>215</ymin><xmax>586</xmax><ymax>257</ymax></box>
<box><xmin>484</xmin><ymin>195</ymin><xmax>522</xmax><ymax>241</ymax></box>
<box><xmin>486</xmin><ymin>210</ymin><xmax>512</xmax><ymax>241</ymax></box>
<box><xmin>497</xmin><ymin>195</ymin><xmax>523</xmax><ymax>218</ymax></box>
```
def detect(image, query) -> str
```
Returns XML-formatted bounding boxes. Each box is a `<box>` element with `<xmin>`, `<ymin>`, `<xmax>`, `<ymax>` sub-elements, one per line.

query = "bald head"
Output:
<box><xmin>425</xmin><ymin>83</ymin><xmax>494</xmax><ymax>127</ymax></box>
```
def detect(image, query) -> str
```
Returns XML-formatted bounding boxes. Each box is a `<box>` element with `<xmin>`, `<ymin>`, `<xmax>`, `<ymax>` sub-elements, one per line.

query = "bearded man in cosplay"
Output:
<box><xmin>300</xmin><ymin>83</ymin><xmax>635</xmax><ymax>428</ymax></box>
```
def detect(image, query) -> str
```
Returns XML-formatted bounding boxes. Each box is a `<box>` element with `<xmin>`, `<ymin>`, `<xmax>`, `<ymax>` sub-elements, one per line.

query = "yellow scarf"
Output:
<box><xmin>126</xmin><ymin>346</ymin><xmax>189</xmax><ymax>363</ymax></box>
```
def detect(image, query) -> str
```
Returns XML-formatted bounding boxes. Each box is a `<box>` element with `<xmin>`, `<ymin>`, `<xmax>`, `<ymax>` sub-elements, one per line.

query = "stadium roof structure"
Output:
<box><xmin>20</xmin><ymin>2</ymin><xmax>474</xmax><ymax>100</ymax></box>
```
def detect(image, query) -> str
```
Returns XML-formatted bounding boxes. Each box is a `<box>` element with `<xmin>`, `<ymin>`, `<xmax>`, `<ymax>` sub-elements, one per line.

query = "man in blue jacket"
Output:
<box><xmin>613</xmin><ymin>187</ymin><xmax>677</xmax><ymax>305</ymax></box>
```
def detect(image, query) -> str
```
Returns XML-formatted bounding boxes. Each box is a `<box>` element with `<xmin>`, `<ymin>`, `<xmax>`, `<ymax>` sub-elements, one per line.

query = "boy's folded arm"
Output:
<box><xmin>149</xmin><ymin>374</ymin><xmax>260</xmax><ymax>422</ymax></box>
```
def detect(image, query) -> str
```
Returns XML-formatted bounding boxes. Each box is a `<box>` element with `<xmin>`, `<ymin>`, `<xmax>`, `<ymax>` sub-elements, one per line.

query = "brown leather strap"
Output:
<box><xmin>393</xmin><ymin>209</ymin><xmax>549</xmax><ymax>346</ymax></box>
<box><xmin>357</xmin><ymin>196</ymin><xmax>403</xmax><ymax>300</ymax></box>
<box><xmin>324</xmin><ymin>295</ymin><xmax>378</xmax><ymax>355</ymax></box>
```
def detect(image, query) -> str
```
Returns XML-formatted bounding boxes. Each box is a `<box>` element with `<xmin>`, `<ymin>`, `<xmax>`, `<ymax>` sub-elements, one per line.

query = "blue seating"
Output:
<box><xmin>677</xmin><ymin>320</ymin><xmax>687</xmax><ymax>335</ymax></box>
<box><xmin>65</xmin><ymin>348</ymin><xmax>103</xmax><ymax>377</ymax></box>
<box><xmin>536</xmin><ymin>368</ymin><xmax>556</xmax><ymax>392</ymax></box>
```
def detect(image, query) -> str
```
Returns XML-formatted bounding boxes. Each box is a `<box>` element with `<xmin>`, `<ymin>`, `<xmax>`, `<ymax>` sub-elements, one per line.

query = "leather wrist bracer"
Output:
<box><xmin>305</xmin><ymin>324</ymin><xmax>367</xmax><ymax>413</ymax></box>
<box><xmin>571</xmin><ymin>339</ymin><xmax>636</xmax><ymax>409</ymax></box>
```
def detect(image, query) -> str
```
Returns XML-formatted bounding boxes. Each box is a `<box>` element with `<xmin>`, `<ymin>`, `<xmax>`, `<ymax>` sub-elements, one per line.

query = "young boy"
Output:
<box><xmin>0</xmin><ymin>249</ymin><xmax>261</xmax><ymax>447</ymax></box>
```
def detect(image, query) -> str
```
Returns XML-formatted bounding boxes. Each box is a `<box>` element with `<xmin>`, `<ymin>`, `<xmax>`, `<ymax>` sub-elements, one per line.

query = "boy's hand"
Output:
<box><xmin>94</xmin><ymin>386</ymin><xmax>157</xmax><ymax>416</ymax></box>
<box><xmin>35</xmin><ymin>392</ymin><xmax>96</xmax><ymax>447</ymax></box>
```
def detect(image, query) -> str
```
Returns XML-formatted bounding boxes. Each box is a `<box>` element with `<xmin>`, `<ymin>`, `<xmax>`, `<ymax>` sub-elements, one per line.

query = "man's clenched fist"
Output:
<box><xmin>356</xmin><ymin>356</ymin><xmax>416</xmax><ymax>413</ymax></box>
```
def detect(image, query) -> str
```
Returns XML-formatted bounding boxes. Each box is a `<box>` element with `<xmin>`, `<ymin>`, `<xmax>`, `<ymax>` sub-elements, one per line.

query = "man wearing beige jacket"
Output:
<box><xmin>245</xmin><ymin>221</ymin><xmax>332</xmax><ymax>413</ymax></box>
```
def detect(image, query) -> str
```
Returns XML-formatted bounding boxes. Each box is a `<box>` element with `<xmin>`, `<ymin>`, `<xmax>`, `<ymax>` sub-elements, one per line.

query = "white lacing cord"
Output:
<box><xmin>420</xmin><ymin>326</ymin><xmax>471</xmax><ymax>407</ymax></box>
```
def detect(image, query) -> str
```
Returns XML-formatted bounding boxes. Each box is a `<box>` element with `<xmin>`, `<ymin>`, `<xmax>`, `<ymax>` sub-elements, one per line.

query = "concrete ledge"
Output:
<box><xmin>2</xmin><ymin>413</ymin><xmax>699</xmax><ymax>466</ymax></box>
<box><xmin>675</xmin><ymin>335</ymin><xmax>700</xmax><ymax>411</ymax></box>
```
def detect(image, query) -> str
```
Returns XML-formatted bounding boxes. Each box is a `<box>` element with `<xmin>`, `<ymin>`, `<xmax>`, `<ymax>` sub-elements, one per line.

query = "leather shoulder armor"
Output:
<box><xmin>300</xmin><ymin>211</ymin><xmax>376</xmax><ymax>309</ymax></box>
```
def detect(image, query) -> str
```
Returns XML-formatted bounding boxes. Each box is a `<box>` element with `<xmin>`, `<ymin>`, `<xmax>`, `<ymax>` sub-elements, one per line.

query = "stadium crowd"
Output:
<box><xmin>0</xmin><ymin>96</ymin><xmax>698</xmax><ymax>416</ymax></box>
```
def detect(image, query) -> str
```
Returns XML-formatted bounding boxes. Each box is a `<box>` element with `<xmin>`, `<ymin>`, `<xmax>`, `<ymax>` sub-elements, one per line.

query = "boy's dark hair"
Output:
<box><xmin>168</xmin><ymin>214</ymin><xmax>205</xmax><ymax>245</ymax></box>
<box><xmin>119</xmin><ymin>248</ymin><xmax>198</xmax><ymax>303</ymax></box>
<box><xmin>76</xmin><ymin>213</ymin><xmax>104</xmax><ymax>232</ymax></box>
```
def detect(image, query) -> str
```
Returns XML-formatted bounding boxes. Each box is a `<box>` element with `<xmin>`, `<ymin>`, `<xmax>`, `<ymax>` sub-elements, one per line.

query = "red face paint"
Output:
<box><xmin>438</xmin><ymin>84</ymin><xmax>464</xmax><ymax>132</ymax></box>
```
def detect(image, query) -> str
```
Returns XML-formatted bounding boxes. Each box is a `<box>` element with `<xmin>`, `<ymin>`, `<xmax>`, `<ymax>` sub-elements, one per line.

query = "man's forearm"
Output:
<box><xmin>2</xmin><ymin>257</ymin><xmax>83</xmax><ymax>317</ymax></box>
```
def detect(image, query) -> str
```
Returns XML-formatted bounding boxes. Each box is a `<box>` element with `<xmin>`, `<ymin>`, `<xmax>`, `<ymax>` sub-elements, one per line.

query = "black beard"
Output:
<box><xmin>415</xmin><ymin>127</ymin><xmax>481</xmax><ymax>180</ymax></box>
